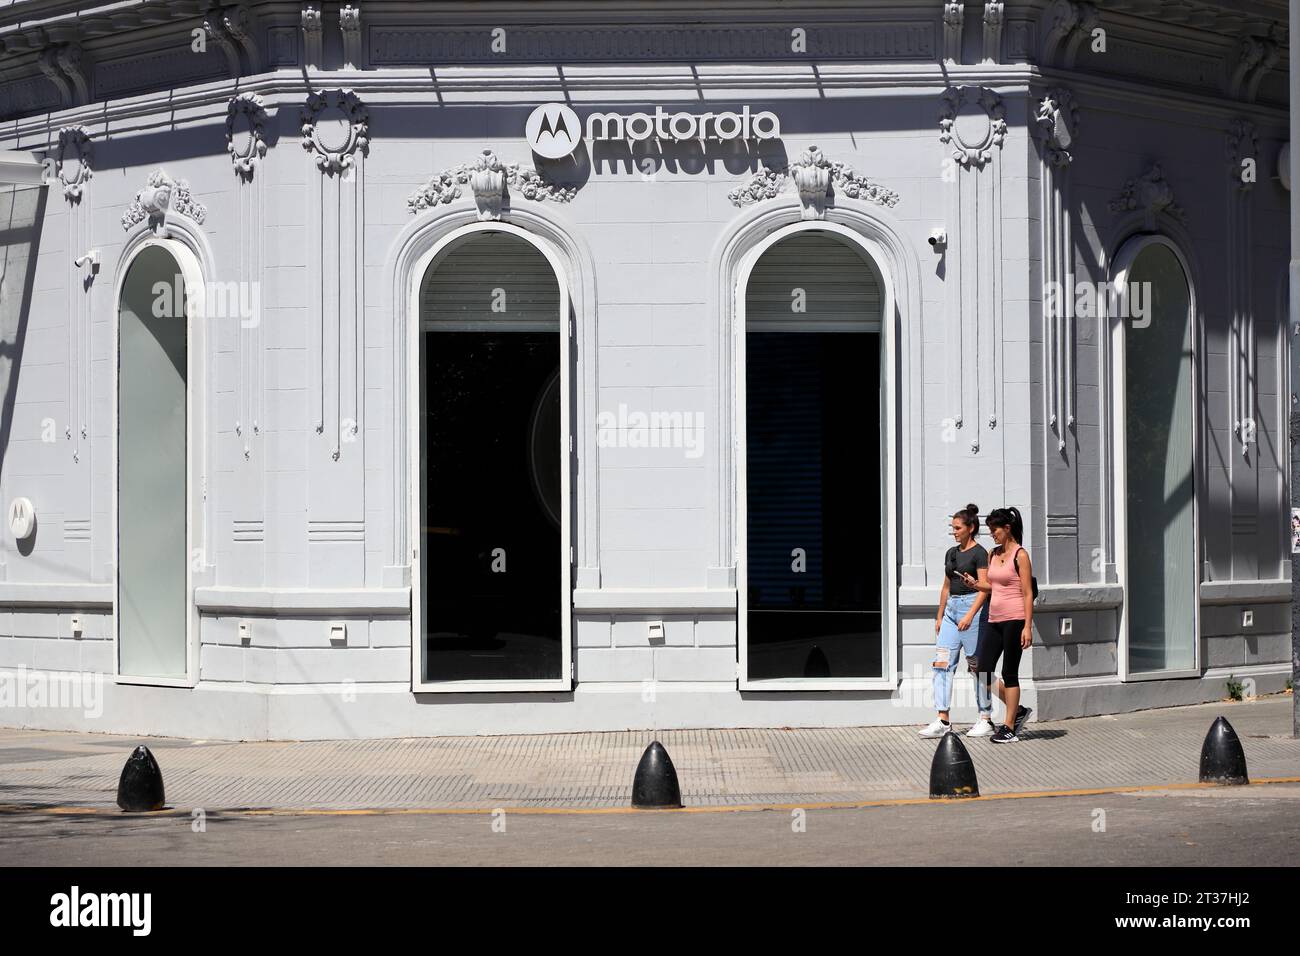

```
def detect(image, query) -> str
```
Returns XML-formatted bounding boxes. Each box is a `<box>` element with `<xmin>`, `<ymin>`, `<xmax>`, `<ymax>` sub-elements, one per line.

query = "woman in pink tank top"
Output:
<box><xmin>971</xmin><ymin>507</ymin><xmax>1035</xmax><ymax>743</ymax></box>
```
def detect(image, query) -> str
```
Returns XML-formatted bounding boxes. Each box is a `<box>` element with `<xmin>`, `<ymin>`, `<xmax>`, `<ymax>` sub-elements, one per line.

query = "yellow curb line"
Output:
<box><xmin>2</xmin><ymin>775</ymin><xmax>1299</xmax><ymax>818</ymax></box>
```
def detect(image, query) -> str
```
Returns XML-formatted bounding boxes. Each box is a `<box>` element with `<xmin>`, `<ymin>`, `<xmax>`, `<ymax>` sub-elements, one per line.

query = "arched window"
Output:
<box><xmin>1113</xmin><ymin>238</ymin><xmax>1198</xmax><ymax>676</ymax></box>
<box><xmin>739</xmin><ymin>229</ymin><xmax>886</xmax><ymax>683</ymax></box>
<box><xmin>117</xmin><ymin>245</ymin><xmax>190</xmax><ymax>680</ymax></box>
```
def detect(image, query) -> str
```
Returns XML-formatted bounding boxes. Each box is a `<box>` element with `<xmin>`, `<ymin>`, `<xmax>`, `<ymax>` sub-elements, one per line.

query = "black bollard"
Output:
<box><xmin>803</xmin><ymin>645</ymin><xmax>831</xmax><ymax>679</ymax></box>
<box><xmin>929</xmin><ymin>732</ymin><xmax>980</xmax><ymax>799</ymax></box>
<box><xmin>631</xmin><ymin>740</ymin><xmax>683</xmax><ymax>809</ymax></box>
<box><xmin>1198</xmin><ymin>716</ymin><xmax>1249</xmax><ymax>785</ymax></box>
<box><xmin>116</xmin><ymin>745</ymin><xmax>166</xmax><ymax>811</ymax></box>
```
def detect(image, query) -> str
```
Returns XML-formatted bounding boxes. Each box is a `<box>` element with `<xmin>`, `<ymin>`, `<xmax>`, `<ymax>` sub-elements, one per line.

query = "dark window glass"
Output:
<box><xmin>422</xmin><ymin>331</ymin><xmax>562</xmax><ymax>681</ymax></box>
<box><xmin>746</xmin><ymin>331</ymin><xmax>882</xmax><ymax>679</ymax></box>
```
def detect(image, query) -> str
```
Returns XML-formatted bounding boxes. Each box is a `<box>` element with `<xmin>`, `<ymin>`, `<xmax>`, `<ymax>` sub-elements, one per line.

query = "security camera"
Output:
<box><xmin>928</xmin><ymin>228</ymin><xmax>948</xmax><ymax>251</ymax></box>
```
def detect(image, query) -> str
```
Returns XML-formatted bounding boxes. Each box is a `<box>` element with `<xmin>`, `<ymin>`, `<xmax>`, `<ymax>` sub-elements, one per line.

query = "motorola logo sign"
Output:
<box><xmin>526</xmin><ymin>103</ymin><xmax>781</xmax><ymax>158</ymax></box>
<box><xmin>526</xmin><ymin>103</ymin><xmax>582</xmax><ymax>159</ymax></box>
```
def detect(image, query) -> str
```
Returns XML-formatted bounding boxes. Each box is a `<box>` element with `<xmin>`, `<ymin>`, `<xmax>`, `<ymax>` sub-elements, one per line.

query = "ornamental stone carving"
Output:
<box><xmin>226</xmin><ymin>92</ymin><xmax>268</xmax><ymax>181</ymax></box>
<box><xmin>121</xmin><ymin>169</ymin><xmax>208</xmax><ymax>232</ymax></box>
<box><xmin>1038</xmin><ymin>0</ymin><xmax>1099</xmax><ymax>69</ymax></box>
<box><xmin>790</xmin><ymin>150</ymin><xmax>832</xmax><ymax>220</ymax></box>
<box><xmin>728</xmin><ymin>168</ymin><xmax>785</xmax><ymax>207</ymax></box>
<box><xmin>1108</xmin><ymin>163</ymin><xmax>1185</xmax><ymax>225</ymax></box>
<box><xmin>727</xmin><ymin>145</ymin><xmax>899</xmax><ymax>217</ymax></box>
<box><xmin>55</xmin><ymin>125</ymin><xmax>93</xmax><ymax>202</ymax></box>
<box><xmin>407</xmin><ymin>149</ymin><xmax>576</xmax><ymax>220</ymax></box>
<box><xmin>939</xmin><ymin>86</ymin><xmax>1006</xmax><ymax>168</ymax></box>
<box><xmin>38</xmin><ymin>44</ymin><xmax>88</xmax><ymax>108</ymax></box>
<box><xmin>942</xmin><ymin>2</ymin><xmax>963</xmax><ymax>64</ymax></box>
<box><xmin>205</xmin><ymin>3</ymin><xmax>261</xmax><ymax>75</ymax></box>
<box><xmin>1036</xmin><ymin>87</ymin><xmax>1078</xmax><ymax>167</ymax></box>
<box><xmin>1228</xmin><ymin>25</ymin><xmax>1283</xmax><ymax>102</ymax></box>
<box><xmin>1226</xmin><ymin>120</ymin><xmax>1258</xmax><ymax>192</ymax></box>
<box><xmin>983</xmin><ymin>1</ymin><xmax>1005</xmax><ymax>64</ymax></box>
<box><xmin>301</xmin><ymin>89</ymin><xmax>369</xmax><ymax>175</ymax></box>
<box><xmin>302</xmin><ymin>5</ymin><xmax>323</xmax><ymax>69</ymax></box>
<box><xmin>340</xmin><ymin>5</ymin><xmax>362</xmax><ymax>69</ymax></box>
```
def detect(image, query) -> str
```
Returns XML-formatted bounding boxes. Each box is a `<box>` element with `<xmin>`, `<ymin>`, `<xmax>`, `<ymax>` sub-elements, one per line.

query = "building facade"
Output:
<box><xmin>0</xmin><ymin>0</ymin><xmax>1291</xmax><ymax>740</ymax></box>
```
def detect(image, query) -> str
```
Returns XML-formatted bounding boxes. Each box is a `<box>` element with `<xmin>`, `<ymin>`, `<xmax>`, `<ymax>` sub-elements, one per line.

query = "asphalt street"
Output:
<box><xmin>3</xmin><ymin>782</ymin><xmax>1298</xmax><ymax>866</ymax></box>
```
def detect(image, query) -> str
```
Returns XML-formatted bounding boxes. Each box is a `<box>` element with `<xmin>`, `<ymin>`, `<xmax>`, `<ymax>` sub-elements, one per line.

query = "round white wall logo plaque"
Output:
<box><xmin>8</xmin><ymin>497</ymin><xmax>35</xmax><ymax>540</ymax></box>
<box><xmin>526</xmin><ymin>104</ymin><xmax>582</xmax><ymax>159</ymax></box>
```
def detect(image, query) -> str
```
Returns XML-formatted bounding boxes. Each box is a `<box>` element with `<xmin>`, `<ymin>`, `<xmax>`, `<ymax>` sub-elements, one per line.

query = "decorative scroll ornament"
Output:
<box><xmin>121</xmin><ymin>169</ymin><xmax>207</xmax><ymax>232</ymax></box>
<box><xmin>1225</xmin><ymin>119</ymin><xmax>1258</xmax><ymax>192</ymax></box>
<box><xmin>939</xmin><ymin>86</ymin><xmax>1007</xmax><ymax>168</ymax></box>
<box><xmin>301</xmin><ymin>89</ymin><xmax>369</xmax><ymax>175</ymax></box>
<box><xmin>226</xmin><ymin>92</ymin><xmax>268</xmax><ymax>181</ymax></box>
<box><xmin>1108</xmin><ymin>163</ymin><xmax>1185</xmax><ymax>225</ymax></box>
<box><xmin>204</xmin><ymin>3</ymin><xmax>261</xmax><ymax>75</ymax></box>
<box><xmin>55</xmin><ymin>125</ymin><xmax>93</xmax><ymax>202</ymax></box>
<box><xmin>1036</xmin><ymin>87</ymin><xmax>1078</xmax><ymax>167</ymax></box>
<box><xmin>728</xmin><ymin>145</ymin><xmax>899</xmax><ymax>218</ymax></box>
<box><xmin>1228</xmin><ymin>24</ymin><xmax>1283</xmax><ymax>102</ymax></box>
<box><xmin>407</xmin><ymin>149</ymin><xmax>576</xmax><ymax>221</ymax></box>
<box><xmin>38</xmin><ymin>43</ymin><xmax>88</xmax><ymax>108</ymax></box>
<box><xmin>1038</xmin><ymin>0</ymin><xmax>1098</xmax><ymax>70</ymax></box>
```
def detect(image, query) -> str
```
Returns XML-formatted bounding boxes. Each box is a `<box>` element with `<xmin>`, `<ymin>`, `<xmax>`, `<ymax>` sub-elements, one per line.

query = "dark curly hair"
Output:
<box><xmin>985</xmin><ymin>506</ymin><xmax>1024</xmax><ymax>544</ymax></box>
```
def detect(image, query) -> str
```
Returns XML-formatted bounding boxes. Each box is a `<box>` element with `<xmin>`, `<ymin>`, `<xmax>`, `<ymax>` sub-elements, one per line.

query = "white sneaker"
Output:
<box><xmin>966</xmin><ymin>717</ymin><xmax>995</xmax><ymax>737</ymax></box>
<box><xmin>919</xmin><ymin>718</ymin><xmax>950</xmax><ymax>738</ymax></box>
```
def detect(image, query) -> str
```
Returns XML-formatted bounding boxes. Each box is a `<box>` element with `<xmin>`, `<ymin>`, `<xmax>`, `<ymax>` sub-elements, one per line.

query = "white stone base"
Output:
<box><xmin>3</xmin><ymin>664</ymin><xmax>1289</xmax><ymax>740</ymax></box>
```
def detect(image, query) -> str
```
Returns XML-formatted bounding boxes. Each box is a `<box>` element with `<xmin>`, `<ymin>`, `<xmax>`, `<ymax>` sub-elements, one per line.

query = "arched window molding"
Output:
<box><xmin>384</xmin><ymin>201</ymin><xmax>600</xmax><ymax>596</ymax></box>
<box><xmin>110</xmin><ymin>228</ymin><xmax>212</xmax><ymax>687</ymax></box>
<box><xmin>713</xmin><ymin>199</ymin><xmax>925</xmax><ymax>689</ymax></box>
<box><xmin>1105</xmin><ymin>228</ymin><xmax>1203</xmax><ymax>682</ymax></box>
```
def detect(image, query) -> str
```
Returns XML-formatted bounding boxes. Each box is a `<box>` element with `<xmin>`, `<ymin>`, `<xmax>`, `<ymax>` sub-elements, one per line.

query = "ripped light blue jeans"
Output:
<box><xmin>933</xmin><ymin>592</ymin><xmax>992</xmax><ymax>714</ymax></box>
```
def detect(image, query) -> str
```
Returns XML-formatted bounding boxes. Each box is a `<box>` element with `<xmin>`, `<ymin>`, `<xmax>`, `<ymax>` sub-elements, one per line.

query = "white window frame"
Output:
<box><xmin>111</xmin><ymin>237</ymin><xmax>205</xmax><ymax>688</ymax></box>
<box><xmin>409</xmin><ymin>221</ymin><xmax>573</xmax><ymax>693</ymax></box>
<box><xmin>1109</xmin><ymin>234</ymin><xmax>1202</xmax><ymax>682</ymax></box>
<box><xmin>736</xmin><ymin>220</ymin><xmax>898</xmax><ymax>691</ymax></box>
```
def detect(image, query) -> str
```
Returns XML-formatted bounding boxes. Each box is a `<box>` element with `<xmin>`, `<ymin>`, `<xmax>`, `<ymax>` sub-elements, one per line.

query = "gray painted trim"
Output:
<box><xmin>0</xmin><ymin>150</ymin><xmax>45</xmax><ymax>185</ymax></box>
<box><xmin>1031</xmin><ymin>661</ymin><xmax>1292</xmax><ymax>692</ymax></box>
<box><xmin>1032</xmin><ymin>584</ymin><xmax>1125</xmax><ymax>611</ymax></box>
<box><xmin>1199</xmin><ymin>579</ymin><xmax>1293</xmax><ymax>604</ymax></box>
<box><xmin>573</xmin><ymin>588</ymin><xmax>738</xmax><ymax>613</ymax></box>
<box><xmin>0</xmin><ymin>582</ymin><xmax>113</xmax><ymax>609</ymax></box>
<box><xmin>899</xmin><ymin>583</ymin><xmax>1126</xmax><ymax>612</ymax></box>
<box><xmin>904</xmin><ymin>581</ymin><xmax>1292</xmax><ymax>614</ymax></box>
<box><xmin>194</xmin><ymin>587</ymin><xmax>411</xmax><ymax>615</ymax></box>
<box><xmin>897</xmin><ymin>587</ymin><xmax>943</xmax><ymax>611</ymax></box>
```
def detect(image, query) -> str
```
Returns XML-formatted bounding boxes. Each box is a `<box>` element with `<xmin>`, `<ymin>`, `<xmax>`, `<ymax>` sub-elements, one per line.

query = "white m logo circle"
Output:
<box><xmin>526</xmin><ymin>103</ymin><xmax>581</xmax><ymax>159</ymax></box>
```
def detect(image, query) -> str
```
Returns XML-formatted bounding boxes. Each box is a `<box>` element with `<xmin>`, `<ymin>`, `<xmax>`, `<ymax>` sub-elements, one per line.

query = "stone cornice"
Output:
<box><xmin>0</xmin><ymin>61</ymin><xmax>1288</xmax><ymax>146</ymax></box>
<box><xmin>0</xmin><ymin>3</ymin><xmax>1286</xmax><ymax>85</ymax></box>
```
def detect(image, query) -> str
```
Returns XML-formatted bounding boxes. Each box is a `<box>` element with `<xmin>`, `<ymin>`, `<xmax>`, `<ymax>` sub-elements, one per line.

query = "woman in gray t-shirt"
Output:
<box><xmin>919</xmin><ymin>504</ymin><xmax>994</xmax><ymax>738</ymax></box>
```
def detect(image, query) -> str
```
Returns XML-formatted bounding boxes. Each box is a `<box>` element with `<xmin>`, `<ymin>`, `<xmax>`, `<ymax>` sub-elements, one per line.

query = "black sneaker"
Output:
<box><xmin>990</xmin><ymin>725</ymin><xmax>1019</xmax><ymax>744</ymax></box>
<box><xmin>1013</xmin><ymin>706</ymin><xmax>1033</xmax><ymax>736</ymax></box>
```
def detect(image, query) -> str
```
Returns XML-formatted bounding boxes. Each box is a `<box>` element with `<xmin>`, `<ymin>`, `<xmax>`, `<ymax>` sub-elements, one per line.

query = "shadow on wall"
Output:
<box><xmin>0</xmin><ymin>183</ymin><xmax>47</xmax><ymax>483</ymax></box>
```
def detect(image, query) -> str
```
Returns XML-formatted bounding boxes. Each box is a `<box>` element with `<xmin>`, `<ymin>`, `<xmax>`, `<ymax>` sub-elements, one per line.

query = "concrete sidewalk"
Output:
<box><xmin>0</xmin><ymin>697</ymin><xmax>1297</xmax><ymax>812</ymax></box>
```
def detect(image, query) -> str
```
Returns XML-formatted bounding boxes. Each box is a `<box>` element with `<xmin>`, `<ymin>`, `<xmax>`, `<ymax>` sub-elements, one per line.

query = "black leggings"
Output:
<box><xmin>977</xmin><ymin>619</ymin><xmax>1024</xmax><ymax>689</ymax></box>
